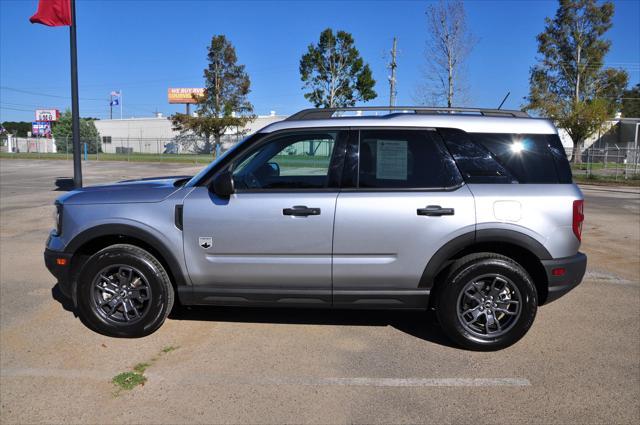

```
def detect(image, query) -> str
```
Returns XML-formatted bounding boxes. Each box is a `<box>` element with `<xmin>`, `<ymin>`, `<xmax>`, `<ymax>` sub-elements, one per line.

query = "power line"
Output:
<box><xmin>0</xmin><ymin>86</ymin><xmax>105</xmax><ymax>101</ymax></box>
<box><xmin>0</xmin><ymin>106</ymin><xmax>33</xmax><ymax>112</ymax></box>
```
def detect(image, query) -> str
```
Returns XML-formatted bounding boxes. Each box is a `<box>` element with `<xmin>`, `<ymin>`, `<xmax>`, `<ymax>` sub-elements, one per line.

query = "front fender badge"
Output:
<box><xmin>199</xmin><ymin>237</ymin><xmax>213</xmax><ymax>249</ymax></box>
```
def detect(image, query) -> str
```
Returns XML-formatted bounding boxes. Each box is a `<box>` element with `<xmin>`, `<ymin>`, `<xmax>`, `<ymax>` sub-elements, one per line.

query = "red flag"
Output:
<box><xmin>29</xmin><ymin>0</ymin><xmax>72</xmax><ymax>26</ymax></box>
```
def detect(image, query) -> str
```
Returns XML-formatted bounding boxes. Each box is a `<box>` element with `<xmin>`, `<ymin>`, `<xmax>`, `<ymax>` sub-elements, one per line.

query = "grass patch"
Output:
<box><xmin>133</xmin><ymin>362</ymin><xmax>150</xmax><ymax>374</ymax></box>
<box><xmin>0</xmin><ymin>152</ymin><xmax>331</xmax><ymax>167</ymax></box>
<box><xmin>161</xmin><ymin>345</ymin><xmax>179</xmax><ymax>353</ymax></box>
<box><xmin>573</xmin><ymin>174</ymin><xmax>640</xmax><ymax>186</ymax></box>
<box><xmin>0</xmin><ymin>151</ymin><xmax>215</xmax><ymax>164</ymax></box>
<box><xmin>112</xmin><ymin>371</ymin><xmax>147</xmax><ymax>391</ymax></box>
<box><xmin>111</xmin><ymin>345</ymin><xmax>179</xmax><ymax>396</ymax></box>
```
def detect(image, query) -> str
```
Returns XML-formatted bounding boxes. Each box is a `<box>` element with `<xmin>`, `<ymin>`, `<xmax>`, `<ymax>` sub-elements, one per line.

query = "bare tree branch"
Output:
<box><xmin>415</xmin><ymin>0</ymin><xmax>476</xmax><ymax>107</ymax></box>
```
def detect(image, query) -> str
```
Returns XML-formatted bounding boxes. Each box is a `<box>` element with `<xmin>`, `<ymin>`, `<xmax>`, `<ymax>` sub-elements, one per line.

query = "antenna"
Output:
<box><xmin>497</xmin><ymin>92</ymin><xmax>510</xmax><ymax>109</ymax></box>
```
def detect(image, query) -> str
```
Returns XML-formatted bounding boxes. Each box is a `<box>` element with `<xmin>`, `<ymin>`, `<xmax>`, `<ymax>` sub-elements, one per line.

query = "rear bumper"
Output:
<box><xmin>541</xmin><ymin>252</ymin><xmax>587</xmax><ymax>304</ymax></box>
<box><xmin>44</xmin><ymin>249</ymin><xmax>74</xmax><ymax>299</ymax></box>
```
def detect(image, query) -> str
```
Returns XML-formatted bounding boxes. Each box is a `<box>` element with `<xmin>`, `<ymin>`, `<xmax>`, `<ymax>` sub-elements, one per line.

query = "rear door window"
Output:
<box><xmin>439</xmin><ymin>128</ymin><xmax>516</xmax><ymax>184</ymax></box>
<box><xmin>357</xmin><ymin>129</ymin><xmax>462</xmax><ymax>189</ymax></box>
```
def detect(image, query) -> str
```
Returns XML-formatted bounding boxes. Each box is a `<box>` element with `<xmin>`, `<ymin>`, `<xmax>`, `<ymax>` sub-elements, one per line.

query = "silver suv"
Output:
<box><xmin>44</xmin><ymin>107</ymin><xmax>587</xmax><ymax>350</ymax></box>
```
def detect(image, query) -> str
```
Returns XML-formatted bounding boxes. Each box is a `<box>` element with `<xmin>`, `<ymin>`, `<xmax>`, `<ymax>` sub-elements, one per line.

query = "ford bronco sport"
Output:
<box><xmin>45</xmin><ymin>106</ymin><xmax>587</xmax><ymax>350</ymax></box>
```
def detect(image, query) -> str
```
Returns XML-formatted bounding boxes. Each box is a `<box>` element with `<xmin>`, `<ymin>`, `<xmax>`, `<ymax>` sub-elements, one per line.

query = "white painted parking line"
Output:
<box><xmin>148</xmin><ymin>373</ymin><xmax>531</xmax><ymax>388</ymax></box>
<box><xmin>585</xmin><ymin>270</ymin><xmax>638</xmax><ymax>286</ymax></box>
<box><xmin>258</xmin><ymin>377</ymin><xmax>532</xmax><ymax>387</ymax></box>
<box><xmin>2</xmin><ymin>368</ymin><xmax>531</xmax><ymax>387</ymax></box>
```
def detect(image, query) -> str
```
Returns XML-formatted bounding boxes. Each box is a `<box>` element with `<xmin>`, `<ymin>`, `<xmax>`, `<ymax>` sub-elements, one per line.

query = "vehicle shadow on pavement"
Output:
<box><xmin>170</xmin><ymin>306</ymin><xmax>457</xmax><ymax>348</ymax></box>
<box><xmin>54</xmin><ymin>177</ymin><xmax>74</xmax><ymax>191</ymax></box>
<box><xmin>50</xmin><ymin>284</ymin><xmax>456</xmax><ymax>348</ymax></box>
<box><xmin>51</xmin><ymin>284</ymin><xmax>77</xmax><ymax>316</ymax></box>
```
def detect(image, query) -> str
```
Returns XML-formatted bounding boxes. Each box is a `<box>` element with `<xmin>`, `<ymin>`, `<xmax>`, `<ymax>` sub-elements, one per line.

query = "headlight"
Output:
<box><xmin>53</xmin><ymin>203</ymin><xmax>63</xmax><ymax>235</ymax></box>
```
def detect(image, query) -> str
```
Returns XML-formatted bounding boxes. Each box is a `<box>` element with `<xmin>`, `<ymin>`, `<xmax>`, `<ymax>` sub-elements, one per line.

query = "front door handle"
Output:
<box><xmin>417</xmin><ymin>205</ymin><xmax>455</xmax><ymax>216</ymax></box>
<box><xmin>283</xmin><ymin>205</ymin><xmax>321</xmax><ymax>216</ymax></box>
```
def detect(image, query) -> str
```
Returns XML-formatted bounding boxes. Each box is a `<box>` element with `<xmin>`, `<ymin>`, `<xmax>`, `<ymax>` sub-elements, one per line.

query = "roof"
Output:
<box><xmin>260</xmin><ymin>107</ymin><xmax>558</xmax><ymax>135</ymax></box>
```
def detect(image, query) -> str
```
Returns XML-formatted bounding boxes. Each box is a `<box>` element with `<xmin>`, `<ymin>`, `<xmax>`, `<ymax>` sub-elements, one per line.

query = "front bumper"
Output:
<box><xmin>44</xmin><ymin>248</ymin><xmax>74</xmax><ymax>299</ymax></box>
<box><xmin>541</xmin><ymin>252</ymin><xmax>587</xmax><ymax>304</ymax></box>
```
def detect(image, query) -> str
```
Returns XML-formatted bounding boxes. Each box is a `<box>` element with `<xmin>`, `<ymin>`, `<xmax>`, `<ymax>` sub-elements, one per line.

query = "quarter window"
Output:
<box><xmin>357</xmin><ymin>129</ymin><xmax>462</xmax><ymax>189</ymax></box>
<box><xmin>471</xmin><ymin>133</ymin><xmax>559</xmax><ymax>183</ymax></box>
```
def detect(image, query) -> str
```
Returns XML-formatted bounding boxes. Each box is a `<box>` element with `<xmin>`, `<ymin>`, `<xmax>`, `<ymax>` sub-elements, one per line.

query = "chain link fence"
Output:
<box><xmin>2</xmin><ymin>135</ymin><xmax>639</xmax><ymax>181</ymax></box>
<box><xmin>570</xmin><ymin>145</ymin><xmax>640</xmax><ymax>181</ymax></box>
<box><xmin>1</xmin><ymin>135</ymin><xmax>245</xmax><ymax>164</ymax></box>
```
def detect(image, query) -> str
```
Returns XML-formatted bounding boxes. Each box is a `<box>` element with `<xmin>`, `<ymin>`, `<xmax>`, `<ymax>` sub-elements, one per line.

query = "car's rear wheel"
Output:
<box><xmin>76</xmin><ymin>244</ymin><xmax>174</xmax><ymax>337</ymax></box>
<box><xmin>436</xmin><ymin>253</ymin><xmax>537</xmax><ymax>351</ymax></box>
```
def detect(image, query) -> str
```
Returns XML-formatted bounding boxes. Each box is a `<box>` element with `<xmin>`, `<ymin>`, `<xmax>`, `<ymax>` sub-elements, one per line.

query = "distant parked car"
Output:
<box><xmin>163</xmin><ymin>142</ymin><xmax>179</xmax><ymax>154</ymax></box>
<box><xmin>45</xmin><ymin>106</ymin><xmax>586</xmax><ymax>350</ymax></box>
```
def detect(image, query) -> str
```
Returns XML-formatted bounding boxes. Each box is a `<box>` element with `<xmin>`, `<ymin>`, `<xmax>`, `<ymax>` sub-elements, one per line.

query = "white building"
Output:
<box><xmin>93</xmin><ymin>112</ymin><xmax>286</xmax><ymax>154</ymax></box>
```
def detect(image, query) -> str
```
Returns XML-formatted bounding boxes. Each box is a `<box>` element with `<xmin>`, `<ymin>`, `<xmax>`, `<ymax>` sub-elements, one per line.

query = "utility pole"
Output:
<box><xmin>69</xmin><ymin>0</ymin><xmax>82</xmax><ymax>188</ymax></box>
<box><xmin>388</xmin><ymin>37</ymin><xmax>398</xmax><ymax>107</ymax></box>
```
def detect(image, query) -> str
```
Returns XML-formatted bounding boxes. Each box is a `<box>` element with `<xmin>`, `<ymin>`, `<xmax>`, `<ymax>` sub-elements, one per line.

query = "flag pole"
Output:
<box><xmin>69</xmin><ymin>0</ymin><xmax>82</xmax><ymax>188</ymax></box>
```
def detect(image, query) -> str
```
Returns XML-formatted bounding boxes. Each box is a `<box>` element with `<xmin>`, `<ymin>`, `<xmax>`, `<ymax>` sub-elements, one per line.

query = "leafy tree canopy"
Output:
<box><xmin>52</xmin><ymin>109</ymin><xmax>101</xmax><ymax>153</ymax></box>
<box><xmin>300</xmin><ymin>28</ymin><xmax>377</xmax><ymax>108</ymax></box>
<box><xmin>622</xmin><ymin>84</ymin><xmax>640</xmax><ymax>118</ymax></box>
<box><xmin>524</xmin><ymin>0</ymin><xmax>628</xmax><ymax>162</ymax></box>
<box><xmin>172</xmin><ymin>35</ymin><xmax>254</xmax><ymax>155</ymax></box>
<box><xmin>1</xmin><ymin>121</ymin><xmax>32</xmax><ymax>137</ymax></box>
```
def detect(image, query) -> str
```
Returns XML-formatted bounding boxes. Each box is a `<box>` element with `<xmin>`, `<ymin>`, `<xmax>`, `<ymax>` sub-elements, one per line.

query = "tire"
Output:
<box><xmin>436</xmin><ymin>253</ymin><xmax>537</xmax><ymax>351</ymax></box>
<box><xmin>76</xmin><ymin>244</ymin><xmax>174</xmax><ymax>337</ymax></box>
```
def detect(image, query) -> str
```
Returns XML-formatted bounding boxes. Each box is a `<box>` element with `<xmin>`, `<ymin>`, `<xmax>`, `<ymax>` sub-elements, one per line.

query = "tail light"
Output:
<box><xmin>572</xmin><ymin>200</ymin><xmax>584</xmax><ymax>241</ymax></box>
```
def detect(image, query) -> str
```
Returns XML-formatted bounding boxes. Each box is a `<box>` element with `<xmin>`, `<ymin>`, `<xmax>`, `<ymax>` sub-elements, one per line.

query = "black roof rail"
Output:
<box><xmin>285</xmin><ymin>106</ymin><xmax>530</xmax><ymax>121</ymax></box>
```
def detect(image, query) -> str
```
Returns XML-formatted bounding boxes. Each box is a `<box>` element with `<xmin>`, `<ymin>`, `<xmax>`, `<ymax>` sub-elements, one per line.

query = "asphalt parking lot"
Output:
<box><xmin>1</xmin><ymin>159</ymin><xmax>639</xmax><ymax>424</ymax></box>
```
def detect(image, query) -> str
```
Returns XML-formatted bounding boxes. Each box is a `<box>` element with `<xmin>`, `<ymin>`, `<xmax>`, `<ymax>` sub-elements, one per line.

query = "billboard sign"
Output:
<box><xmin>168</xmin><ymin>88</ymin><xmax>205</xmax><ymax>104</ymax></box>
<box><xmin>35</xmin><ymin>109</ymin><xmax>60</xmax><ymax>122</ymax></box>
<box><xmin>32</xmin><ymin>121</ymin><xmax>52</xmax><ymax>137</ymax></box>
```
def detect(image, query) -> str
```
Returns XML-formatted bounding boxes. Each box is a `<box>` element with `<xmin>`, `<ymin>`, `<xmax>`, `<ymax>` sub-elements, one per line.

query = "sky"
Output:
<box><xmin>1</xmin><ymin>0</ymin><xmax>639</xmax><ymax>122</ymax></box>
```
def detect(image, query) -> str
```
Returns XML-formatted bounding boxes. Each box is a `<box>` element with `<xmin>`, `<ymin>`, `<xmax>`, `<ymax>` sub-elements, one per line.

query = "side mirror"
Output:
<box><xmin>210</xmin><ymin>171</ymin><xmax>234</xmax><ymax>198</ymax></box>
<box><xmin>267</xmin><ymin>161</ymin><xmax>280</xmax><ymax>177</ymax></box>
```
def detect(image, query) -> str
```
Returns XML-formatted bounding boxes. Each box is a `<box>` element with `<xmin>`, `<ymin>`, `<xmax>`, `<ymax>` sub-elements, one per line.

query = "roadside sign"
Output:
<box><xmin>168</xmin><ymin>88</ymin><xmax>205</xmax><ymax>104</ymax></box>
<box><xmin>32</xmin><ymin>121</ymin><xmax>52</xmax><ymax>137</ymax></box>
<box><xmin>35</xmin><ymin>109</ymin><xmax>60</xmax><ymax>122</ymax></box>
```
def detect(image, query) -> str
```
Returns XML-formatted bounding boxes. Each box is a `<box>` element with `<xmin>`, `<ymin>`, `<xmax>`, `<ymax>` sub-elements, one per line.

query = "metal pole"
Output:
<box><xmin>110</xmin><ymin>94</ymin><xmax>113</xmax><ymax>120</ymax></box>
<box><xmin>69</xmin><ymin>0</ymin><xmax>82</xmax><ymax>188</ymax></box>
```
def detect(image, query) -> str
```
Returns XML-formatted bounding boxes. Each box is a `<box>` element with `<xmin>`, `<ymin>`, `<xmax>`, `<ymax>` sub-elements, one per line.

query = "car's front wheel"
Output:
<box><xmin>436</xmin><ymin>253</ymin><xmax>537</xmax><ymax>351</ymax></box>
<box><xmin>76</xmin><ymin>244</ymin><xmax>174</xmax><ymax>337</ymax></box>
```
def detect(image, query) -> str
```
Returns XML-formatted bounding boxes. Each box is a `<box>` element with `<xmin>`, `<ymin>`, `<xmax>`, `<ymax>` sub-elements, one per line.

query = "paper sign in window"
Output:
<box><xmin>376</xmin><ymin>140</ymin><xmax>408</xmax><ymax>180</ymax></box>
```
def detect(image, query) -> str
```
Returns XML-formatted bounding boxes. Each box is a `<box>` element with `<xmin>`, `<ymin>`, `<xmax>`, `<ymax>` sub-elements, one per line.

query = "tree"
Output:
<box><xmin>524</xmin><ymin>0</ymin><xmax>628</xmax><ymax>163</ymax></box>
<box><xmin>300</xmin><ymin>28</ymin><xmax>377</xmax><ymax>108</ymax></box>
<box><xmin>621</xmin><ymin>84</ymin><xmax>640</xmax><ymax>118</ymax></box>
<box><xmin>172</xmin><ymin>35</ymin><xmax>254</xmax><ymax>156</ymax></box>
<box><xmin>1</xmin><ymin>121</ymin><xmax>32</xmax><ymax>137</ymax></box>
<box><xmin>52</xmin><ymin>110</ymin><xmax>101</xmax><ymax>153</ymax></box>
<box><xmin>415</xmin><ymin>0</ymin><xmax>476</xmax><ymax>107</ymax></box>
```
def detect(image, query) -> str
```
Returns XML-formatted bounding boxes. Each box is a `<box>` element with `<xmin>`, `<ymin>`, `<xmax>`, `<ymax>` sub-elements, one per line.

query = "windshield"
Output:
<box><xmin>185</xmin><ymin>134</ymin><xmax>260</xmax><ymax>187</ymax></box>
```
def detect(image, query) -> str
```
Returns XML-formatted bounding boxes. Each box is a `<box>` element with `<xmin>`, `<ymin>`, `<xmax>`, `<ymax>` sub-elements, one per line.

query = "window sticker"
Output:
<box><xmin>376</xmin><ymin>139</ymin><xmax>408</xmax><ymax>180</ymax></box>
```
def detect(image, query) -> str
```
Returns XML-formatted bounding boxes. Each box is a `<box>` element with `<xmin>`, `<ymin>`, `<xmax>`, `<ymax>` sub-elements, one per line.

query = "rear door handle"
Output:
<box><xmin>283</xmin><ymin>205</ymin><xmax>321</xmax><ymax>216</ymax></box>
<box><xmin>417</xmin><ymin>205</ymin><xmax>455</xmax><ymax>216</ymax></box>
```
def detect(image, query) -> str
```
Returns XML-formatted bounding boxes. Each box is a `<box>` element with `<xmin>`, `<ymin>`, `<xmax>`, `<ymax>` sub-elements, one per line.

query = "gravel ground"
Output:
<box><xmin>1</xmin><ymin>160</ymin><xmax>638</xmax><ymax>424</ymax></box>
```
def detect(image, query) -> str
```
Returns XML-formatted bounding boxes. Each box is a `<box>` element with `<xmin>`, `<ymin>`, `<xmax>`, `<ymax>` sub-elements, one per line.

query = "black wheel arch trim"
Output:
<box><xmin>419</xmin><ymin>229</ymin><xmax>552</xmax><ymax>289</ymax></box>
<box><xmin>64</xmin><ymin>223</ymin><xmax>189</xmax><ymax>290</ymax></box>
